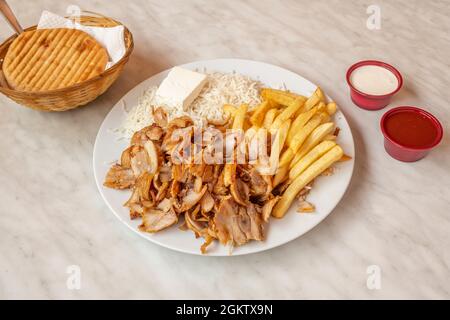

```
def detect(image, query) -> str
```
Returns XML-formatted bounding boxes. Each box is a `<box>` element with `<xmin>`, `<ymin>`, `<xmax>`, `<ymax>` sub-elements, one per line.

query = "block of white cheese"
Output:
<box><xmin>155</xmin><ymin>67</ymin><xmax>208</xmax><ymax>111</ymax></box>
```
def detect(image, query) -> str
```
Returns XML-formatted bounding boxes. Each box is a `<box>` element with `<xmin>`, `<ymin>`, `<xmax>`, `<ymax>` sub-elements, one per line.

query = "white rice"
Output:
<box><xmin>114</xmin><ymin>72</ymin><xmax>263</xmax><ymax>139</ymax></box>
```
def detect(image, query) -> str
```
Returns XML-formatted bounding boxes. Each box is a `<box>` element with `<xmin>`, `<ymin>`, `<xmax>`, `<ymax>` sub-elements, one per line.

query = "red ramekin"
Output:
<box><xmin>380</xmin><ymin>106</ymin><xmax>443</xmax><ymax>162</ymax></box>
<box><xmin>346</xmin><ymin>60</ymin><xmax>403</xmax><ymax>111</ymax></box>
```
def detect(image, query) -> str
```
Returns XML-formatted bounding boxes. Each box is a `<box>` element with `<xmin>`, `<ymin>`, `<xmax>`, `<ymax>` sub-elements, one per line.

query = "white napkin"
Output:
<box><xmin>37</xmin><ymin>11</ymin><xmax>126</xmax><ymax>69</ymax></box>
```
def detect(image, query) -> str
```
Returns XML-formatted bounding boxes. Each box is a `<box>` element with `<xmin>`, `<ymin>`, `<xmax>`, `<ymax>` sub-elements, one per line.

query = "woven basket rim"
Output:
<box><xmin>0</xmin><ymin>15</ymin><xmax>133</xmax><ymax>95</ymax></box>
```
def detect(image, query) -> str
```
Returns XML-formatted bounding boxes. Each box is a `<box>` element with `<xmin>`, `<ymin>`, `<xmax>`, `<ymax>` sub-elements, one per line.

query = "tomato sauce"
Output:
<box><xmin>384</xmin><ymin>111</ymin><xmax>438</xmax><ymax>148</ymax></box>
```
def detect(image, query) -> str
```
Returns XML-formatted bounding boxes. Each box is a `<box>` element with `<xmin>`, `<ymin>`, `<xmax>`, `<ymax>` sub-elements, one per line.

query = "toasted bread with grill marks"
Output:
<box><xmin>2</xmin><ymin>28</ymin><xmax>108</xmax><ymax>92</ymax></box>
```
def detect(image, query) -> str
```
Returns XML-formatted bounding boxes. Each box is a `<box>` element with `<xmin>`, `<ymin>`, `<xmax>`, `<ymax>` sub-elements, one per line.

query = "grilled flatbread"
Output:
<box><xmin>3</xmin><ymin>28</ymin><xmax>108</xmax><ymax>91</ymax></box>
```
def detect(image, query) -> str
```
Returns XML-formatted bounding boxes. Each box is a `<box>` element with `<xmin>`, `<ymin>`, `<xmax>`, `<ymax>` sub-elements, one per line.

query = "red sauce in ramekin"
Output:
<box><xmin>384</xmin><ymin>111</ymin><xmax>439</xmax><ymax>148</ymax></box>
<box><xmin>380</xmin><ymin>106</ymin><xmax>443</xmax><ymax>162</ymax></box>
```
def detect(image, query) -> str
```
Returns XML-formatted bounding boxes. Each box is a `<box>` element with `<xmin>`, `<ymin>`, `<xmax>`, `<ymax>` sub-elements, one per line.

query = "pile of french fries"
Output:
<box><xmin>222</xmin><ymin>86</ymin><xmax>350</xmax><ymax>219</ymax></box>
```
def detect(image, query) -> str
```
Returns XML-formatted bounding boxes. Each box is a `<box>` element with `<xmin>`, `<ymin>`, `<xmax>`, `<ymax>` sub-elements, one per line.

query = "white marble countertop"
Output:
<box><xmin>1</xmin><ymin>0</ymin><xmax>449</xmax><ymax>299</ymax></box>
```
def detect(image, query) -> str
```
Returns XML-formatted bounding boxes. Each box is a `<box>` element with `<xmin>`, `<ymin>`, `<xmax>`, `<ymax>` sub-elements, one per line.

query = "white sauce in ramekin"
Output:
<box><xmin>350</xmin><ymin>65</ymin><xmax>398</xmax><ymax>95</ymax></box>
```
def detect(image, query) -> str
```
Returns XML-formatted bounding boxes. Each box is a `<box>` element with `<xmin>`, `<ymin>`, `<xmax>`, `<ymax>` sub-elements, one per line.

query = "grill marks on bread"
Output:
<box><xmin>3</xmin><ymin>28</ymin><xmax>108</xmax><ymax>91</ymax></box>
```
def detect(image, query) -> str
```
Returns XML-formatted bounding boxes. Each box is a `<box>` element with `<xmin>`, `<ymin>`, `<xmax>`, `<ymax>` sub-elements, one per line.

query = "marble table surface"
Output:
<box><xmin>1</xmin><ymin>0</ymin><xmax>449</xmax><ymax>299</ymax></box>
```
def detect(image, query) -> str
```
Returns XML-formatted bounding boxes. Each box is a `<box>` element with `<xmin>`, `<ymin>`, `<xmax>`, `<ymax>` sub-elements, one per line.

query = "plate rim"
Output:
<box><xmin>93</xmin><ymin>58</ymin><xmax>355</xmax><ymax>256</ymax></box>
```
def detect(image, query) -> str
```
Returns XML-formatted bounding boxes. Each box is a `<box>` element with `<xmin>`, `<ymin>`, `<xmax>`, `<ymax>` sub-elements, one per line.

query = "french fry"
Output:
<box><xmin>246</xmin><ymin>126</ymin><xmax>262</xmax><ymax>164</ymax></box>
<box><xmin>223</xmin><ymin>104</ymin><xmax>237</xmax><ymax>117</ymax></box>
<box><xmin>268</xmin><ymin>99</ymin><xmax>279</xmax><ymax>108</ymax></box>
<box><xmin>278</xmin><ymin>148</ymin><xmax>294</xmax><ymax>169</ymax></box>
<box><xmin>263</xmin><ymin>108</ymin><xmax>279</xmax><ymax>129</ymax></box>
<box><xmin>289</xmin><ymin>122</ymin><xmax>335</xmax><ymax>169</ymax></box>
<box><xmin>263</xmin><ymin>90</ymin><xmax>294</xmax><ymax>106</ymax></box>
<box><xmin>253</xmin><ymin>128</ymin><xmax>270</xmax><ymax>168</ymax></box>
<box><xmin>316</xmin><ymin>87</ymin><xmax>326</xmax><ymax>103</ymax></box>
<box><xmin>232</xmin><ymin>104</ymin><xmax>248</xmax><ymax>130</ymax></box>
<box><xmin>286</xmin><ymin>106</ymin><xmax>318</xmax><ymax>146</ymax></box>
<box><xmin>320</xmin><ymin>111</ymin><xmax>330</xmax><ymax>123</ymax></box>
<box><xmin>270</xmin><ymin>97</ymin><xmax>305</xmax><ymax>132</ymax></box>
<box><xmin>292</xmin><ymin>87</ymin><xmax>326</xmax><ymax>118</ymax></box>
<box><xmin>298</xmin><ymin>122</ymin><xmax>335</xmax><ymax>155</ymax></box>
<box><xmin>266</xmin><ymin>88</ymin><xmax>305</xmax><ymax>100</ymax></box>
<box><xmin>273</xmin><ymin>120</ymin><xmax>291</xmax><ymax>156</ymax></box>
<box><xmin>224</xmin><ymin>104</ymin><xmax>247</xmax><ymax>186</ymax></box>
<box><xmin>289</xmin><ymin>114</ymin><xmax>322</xmax><ymax>153</ymax></box>
<box><xmin>316</xmin><ymin>101</ymin><xmax>326</xmax><ymax>112</ymax></box>
<box><xmin>273</xmin><ymin>164</ymin><xmax>289</xmax><ymax>187</ymax></box>
<box><xmin>263</xmin><ymin>120</ymin><xmax>290</xmax><ymax>175</ymax></box>
<box><xmin>326</xmin><ymin>102</ymin><xmax>337</xmax><ymax>116</ymax></box>
<box><xmin>272</xmin><ymin>145</ymin><xmax>344</xmax><ymax>218</ymax></box>
<box><xmin>289</xmin><ymin>140</ymin><xmax>336</xmax><ymax>181</ymax></box>
<box><xmin>245</xmin><ymin>125</ymin><xmax>258</xmax><ymax>141</ymax></box>
<box><xmin>278</xmin><ymin>114</ymin><xmax>323</xmax><ymax>167</ymax></box>
<box><xmin>250</xmin><ymin>100</ymin><xmax>273</xmax><ymax>127</ymax></box>
<box><xmin>290</xmin><ymin>149</ymin><xmax>301</xmax><ymax>169</ymax></box>
<box><xmin>243</xmin><ymin>116</ymin><xmax>252</xmax><ymax>131</ymax></box>
<box><xmin>303</xmin><ymin>88</ymin><xmax>322</xmax><ymax>111</ymax></box>
<box><xmin>223</xmin><ymin>163</ymin><xmax>236</xmax><ymax>187</ymax></box>
<box><xmin>261</xmin><ymin>88</ymin><xmax>306</xmax><ymax>106</ymax></box>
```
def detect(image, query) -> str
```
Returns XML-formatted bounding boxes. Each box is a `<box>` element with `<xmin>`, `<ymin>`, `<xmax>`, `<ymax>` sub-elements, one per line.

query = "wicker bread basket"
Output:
<box><xmin>0</xmin><ymin>13</ymin><xmax>133</xmax><ymax>111</ymax></box>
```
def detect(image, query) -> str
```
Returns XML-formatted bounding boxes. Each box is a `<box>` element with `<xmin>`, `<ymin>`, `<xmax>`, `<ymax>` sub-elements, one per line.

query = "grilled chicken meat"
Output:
<box><xmin>139</xmin><ymin>208</ymin><xmax>178</xmax><ymax>233</ymax></box>
<box><xmin>104</xmin><ymin>164</ymin><xmax>135</xmax><ymax>189</ymax></box>
<box><xmin>104</xmin><ymin>112</ymin><xmax>279</xmax><ymax>253</ymax></box>
<box><xmin>214</xmin><ymin>197</ymin><xmax>265</xmax><ymax>246</ymax></box>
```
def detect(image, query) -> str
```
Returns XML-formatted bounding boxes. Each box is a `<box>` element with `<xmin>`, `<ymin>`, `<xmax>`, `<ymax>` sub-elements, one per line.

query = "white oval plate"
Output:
<box><xmin>93</xmin><ymin>59</ymin><xmax>355</xmax><ymax>256</ymax></box>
